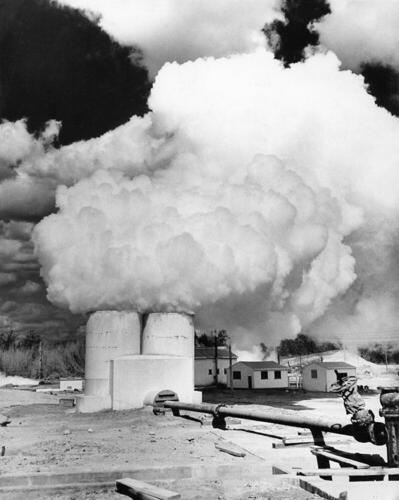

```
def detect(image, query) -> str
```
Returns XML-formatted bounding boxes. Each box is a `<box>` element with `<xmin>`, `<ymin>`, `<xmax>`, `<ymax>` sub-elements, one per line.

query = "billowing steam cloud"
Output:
<box><xmin>31</xmin><ymin>50</ymin><xmax>399</xmax><ymax>347</ymax></box>
<box><xmin>317</xmin><ymin>0</ymin><xmax>399</xmax><ymax>71</ymax></box>
<box><xmin>56</xmin><ymin>0</ymin><xmax>281</xmax><ymax>77</ymax></box>
<box><xmin>315</xmin><ymin>1</ymin><xmax>399</xmax><ymax>118</ymax></box>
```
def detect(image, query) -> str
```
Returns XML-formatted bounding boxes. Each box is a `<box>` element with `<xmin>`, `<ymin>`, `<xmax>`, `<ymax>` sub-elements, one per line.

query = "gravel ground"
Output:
<box><xmin>0</xmin><ymin>387</ymin><xmax>386</xmax><ymax>499</ymax></box>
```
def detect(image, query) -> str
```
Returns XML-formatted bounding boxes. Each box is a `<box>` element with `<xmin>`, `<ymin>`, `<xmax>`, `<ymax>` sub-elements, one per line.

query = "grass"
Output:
<box><xmin>0</xmin><ymin>341</ymin><xmax>84</xmax><ymax>379</ymax></box>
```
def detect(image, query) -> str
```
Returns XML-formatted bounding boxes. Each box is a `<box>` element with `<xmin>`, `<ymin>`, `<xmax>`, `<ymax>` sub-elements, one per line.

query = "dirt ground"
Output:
<box><xmin>0</xmin><ymin>387</ymin><xmax>389</xmax><ymax>499</ymax></box>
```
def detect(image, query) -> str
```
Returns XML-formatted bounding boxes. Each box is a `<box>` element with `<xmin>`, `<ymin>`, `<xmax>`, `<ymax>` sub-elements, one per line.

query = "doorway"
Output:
<box><xmin>248</xmin><ymin>376</ymin><xmax>252</xmax><ymax>389</ymax></box>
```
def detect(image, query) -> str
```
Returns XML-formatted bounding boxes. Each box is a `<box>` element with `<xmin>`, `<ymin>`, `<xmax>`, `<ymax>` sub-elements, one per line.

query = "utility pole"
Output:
<box><xmin>385</xmin><ymin>344</ymin><xmax>389</xmax><ymax>373</ymax></box>
<box><xmin>228</xmin><ymin>341</ymin><xmax>234</xmax><ymax>392</ymax></box>
<box><xmin>214</xmin><ymin>330</ymin><xmax>218</xmax><ymax>386</ymax></box>
<box><xmin>38</xmin><ymin>340</ymin><xmax>43</xmax><ymax>380</ymax></box>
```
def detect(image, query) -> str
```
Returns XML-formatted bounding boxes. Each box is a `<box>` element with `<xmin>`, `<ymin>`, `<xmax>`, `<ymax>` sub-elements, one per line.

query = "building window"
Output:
<box><xmin>233</xmin><ymin>371</ymin><xmax>241</xmax><ymax>380</ymax></box>
<box><xmin>224</xmin><ymin>368</ymin><xmax>227</xmax><ymax>375</ymax></box>
<box><xmin>340</xmin><ymin>372</ymin><xmax>348</xmax><ymax>378</ymax></box>
<box><xmin>208</xmin><ymin>369</ymin><xmax>212</xmax><ymax>375</ymax></box>
<box><xmin>311</xmin><ymin>369</ymin><xmax>318</xmax><ymax>379</ymax></box>
<box><xmin>217</xmin><ymin>368</ymin><xmax>220</xmax><ymax>375</ymax></box>
<box><xmin>274</xmin><ymin>370</ymin><xmax>281</xmax><ymax>379</ymax></box>
<box><xmin>261</xmin><ymin>371</ymin><xmax>268</xmax><ymax>379</ymax></box>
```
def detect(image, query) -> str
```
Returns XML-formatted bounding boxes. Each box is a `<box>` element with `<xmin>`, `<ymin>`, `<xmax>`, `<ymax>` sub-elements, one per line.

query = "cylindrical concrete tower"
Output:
<box><xmin>77</xmin><ymin>310</ymin><xmax>141</xmax><ymax>412</ymax></box>
<box><xmin>142</xmin><ymin>312</ymin><xmax>194</xmax><ymax>357</ymax></box>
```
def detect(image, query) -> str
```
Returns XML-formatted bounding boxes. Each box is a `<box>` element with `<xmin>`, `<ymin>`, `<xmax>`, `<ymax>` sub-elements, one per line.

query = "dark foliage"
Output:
<box><xmin>361</xmin><ymin>63</ymin><xmax>399</xmax><ymax>117</ymax></box>
<box><xmin>277</xmin><ymin>333</ymin><xmax>339</xmax><ymax>357</ymax></box>
<box><xmin>0</xmin><ymin>0</ymin><xmax>150</xmax><ymax>145</ymax></box>
<box><xmin>0</xmin><ymin>330</ymin><xmax>16</xmax><ymax>350</ymax></box>
<box><xmin>359</xmin><ymin>343</ymin><xmax>399</xmax><ymax>365</ymax></box>
<box><xmin>263</xmin><ymin>0</ymin><xmax>331</xmax><ymax>66</ymax></box>
<box><xmin>0</xmin><ymin>330</ymin><xmax>85</xmax><ymax>378</ymax></box>
<box><xmin>16</xmin><ymin>330</ymin><xmax>41</xmax><ymax>349</ymax></box>
<box><xmin>195</xmin><ymin>329</ymin><xmax>229</xmax><ymax>347</ymax></box>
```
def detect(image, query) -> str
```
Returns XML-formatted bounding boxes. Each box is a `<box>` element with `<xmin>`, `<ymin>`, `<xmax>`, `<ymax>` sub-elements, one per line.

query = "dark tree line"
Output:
<box><xmin>0</xmin><ymin>0</ymin><xmax>150</xmax><ymax>145</ymax></box>
<box><xmin>195</xmin><ymin>330</ymin><xmax>229</xmax><ymax>347</ymax></box>
<box><xmin>277</xmin><ymin>333</ymin><xmax>339</xmax><ymax>357</ymax></box>
<box><xmin>359</xmin><ymin>344</ymin><xmax>399</xmax><ymax>365</ymax></box>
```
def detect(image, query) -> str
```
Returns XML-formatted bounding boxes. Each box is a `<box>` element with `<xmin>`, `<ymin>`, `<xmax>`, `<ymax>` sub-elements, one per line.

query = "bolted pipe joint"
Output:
<box><xmin>380</xmin><ymin>387</ymin><xmax>399</xmax><ymax>467</ymax></box>
<box><xmin>212</xmin><ymin>404</ymin><xmax>228</xmax><ymax>430</ymax></box>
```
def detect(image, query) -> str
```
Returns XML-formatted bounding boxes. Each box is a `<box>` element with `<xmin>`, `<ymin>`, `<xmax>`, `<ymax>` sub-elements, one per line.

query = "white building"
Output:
<box><xmin>60</xmin><ymin>378</ymin><xmax>83</xmax><ymax>392</ymax></box>
<box><xmin>195</xmin><ymin>347</ymin><xmax>237</xmax><ymax>387</ymax></box>
<box><xmin>302</xmin><ymin>361</ymin><xmax>356</xmax><ymax>392</ymax></box>
<box><xmin>227</xmin><ymin>361</ymin><xmax>289</xmax><ymax>389</ymax></box>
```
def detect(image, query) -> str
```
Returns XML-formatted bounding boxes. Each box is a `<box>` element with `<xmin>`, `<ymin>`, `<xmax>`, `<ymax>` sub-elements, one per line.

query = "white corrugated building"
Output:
<box><xmin>227</xmin><ymin>361</ymin><xmax>289</xmax><ymax>389</ymax></box>
<box><xmin>195</xmin><ymin>347</ymin><xmax>237</xmax><ymax>387</ymax></box>
<box><xmin>302</xmin><ymin>361</ymin><xmax>356</xmax><ymax>392</ymax></box>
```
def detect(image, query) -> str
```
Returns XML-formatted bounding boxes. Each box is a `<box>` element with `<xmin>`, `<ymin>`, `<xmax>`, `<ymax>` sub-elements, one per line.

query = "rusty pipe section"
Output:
<box><xmin>164</xmin><ymin>401</ymin><xmax>355</xmax><ymax>436</ymax></box>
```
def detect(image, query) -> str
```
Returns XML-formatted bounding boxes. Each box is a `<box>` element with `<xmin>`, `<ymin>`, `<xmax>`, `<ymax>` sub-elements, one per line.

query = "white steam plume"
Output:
<box><xmin>6</xmin><ymin>50</ymin><xmax>399</xmax><ymax>223</ymax></box>
<box><xmin>32</xmin><ymin>49</ymin><xmax>399</xmax><ymax>349</ymax></box>
<box><xmin>317</xmin><ymin>0</ymin><xmax>399</xmax><ymax>71</ymax></box>
<box><xmin>55</xmin><ymin>0</ymin><xmax>280</xmax><ymax>77</ymax></box>
<box><xmin>0</xmin><ymin>120</ymin><xmax>61</xmax><ymax>220</ymax></box>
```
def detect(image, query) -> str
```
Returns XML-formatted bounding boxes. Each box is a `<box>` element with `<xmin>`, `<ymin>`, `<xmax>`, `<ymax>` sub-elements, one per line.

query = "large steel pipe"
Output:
<box><xmin>164</xmin><ymin>401</ymin><xmax>389</xmax><ymax>446</ymax></box>
<box><xmin>164</xmin><ymin>401</ymin><xmax>352</xmax><ymax>435</ymax></box>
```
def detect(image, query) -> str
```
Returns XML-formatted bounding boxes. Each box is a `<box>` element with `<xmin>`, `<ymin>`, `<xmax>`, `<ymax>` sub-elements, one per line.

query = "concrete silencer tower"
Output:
<box><xmin>77</xmin><ymin>311</ymin><xmax>141</xmax><ymax>413</ymax></box>
<box><xmin>77</xmin><ymin>311</ymin><xmax>201</xmax><ymax>413</ymax></box>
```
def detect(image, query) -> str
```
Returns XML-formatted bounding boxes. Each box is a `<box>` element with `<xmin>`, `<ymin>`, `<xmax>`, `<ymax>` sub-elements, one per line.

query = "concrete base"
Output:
<box><xmin>76</xmin><ymin>394</ymin><xmax>111</xmax><ymax>413</ymax></box>
<box><xmin>112</xmin><ymin>355</ymin><xmax>196</xmax><ymax>410</ymax></box>
<box><xmin>193</xmin><ymin>391</ymin><xmax>202</xmax><ymax>404</ymax></box>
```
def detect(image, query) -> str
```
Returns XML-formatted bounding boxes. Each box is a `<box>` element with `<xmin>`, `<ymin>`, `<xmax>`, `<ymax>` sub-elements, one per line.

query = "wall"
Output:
<box><xmin>112</xmin><ymin>354</ymin><xmax>195</xmax><ymax>410</ymax></box>
<box><xmin>77</xmin><ymin>311</ymin><xmax>142</xmax><ymax>412</ymax></box>
<box><xmin>142</xmin><ymin>312</ymin><xmax>194</xmax><ymax>357</ymax></box>
<box><xmin>78</xmin><ymin>310</ymin><xmax>200</xmax><ymax>413</ymax></box>
<box><xmin>226</xmin><ymin>362</ymin><xmax>254</xmax><ymax>389</ymax></box>
<box><xmin>302</xmin><ymin>364</ymin><xmax>357</xmax><ymax>392</ymax></box>
<box><xmin>253</xmin><ymin>369</ymin><xmax>289</xmax><ymax>389</ymax></box>
<box><xmin>326</xmin><ymin>367</ymin><xmax>356</xmax><ymax>392</ymax></box>
<box><xmin>195</xmin><ymin>358</ymin><xmax>231</xmax><ymax>386</ymax></box>
<box><xmin>302</xmin><ymin>363</ymin><xmax>328</xmax><ymax>392</ymax></box>
<box><xmin>60</xmin><ymin>379</ymin><xmax>83</xmax><ymax>391</ymax></box>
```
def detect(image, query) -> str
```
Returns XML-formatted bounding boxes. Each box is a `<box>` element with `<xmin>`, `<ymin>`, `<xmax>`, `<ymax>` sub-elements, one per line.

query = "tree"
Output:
<box><xmin>17</xmin><ymin>330</ymin><xmax>41</xmax><ymax>349</ymax></box>
<box><xmin>0</xmin><ymin>330</ymin><xmax>16</xmax><ymax>350</ymax></box>
<box><xmin>277</xmin><ymin>333</ymin><xmax>339</xmax><ymax>357</ymax></box>
<box><xmin>195</xmin><ymin>330</ymin><xmax>228</xmax><ymax>347</ymax></box>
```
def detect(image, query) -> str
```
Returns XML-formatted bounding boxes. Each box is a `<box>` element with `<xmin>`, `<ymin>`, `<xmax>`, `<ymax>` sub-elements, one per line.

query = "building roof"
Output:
<box><xmin>234</xmin><ymin>361</ymin><xmax>289</xmax><ymax>370</ymax></box>
<box><xmin>195</xmin><ymin>347</ymin><xmax>237</xmax><ymax>360</ymax></box>
<box><xmin>311</xmin><ymin>361</ymin><xmax>356</xmax><ymax>369</ymax></box>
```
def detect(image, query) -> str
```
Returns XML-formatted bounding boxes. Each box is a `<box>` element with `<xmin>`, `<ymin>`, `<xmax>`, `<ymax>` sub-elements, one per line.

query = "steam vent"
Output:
<box><xmin>76</xmin><ymin>311</ymin><xmax>201</xmax><ymax>413</ymax></box>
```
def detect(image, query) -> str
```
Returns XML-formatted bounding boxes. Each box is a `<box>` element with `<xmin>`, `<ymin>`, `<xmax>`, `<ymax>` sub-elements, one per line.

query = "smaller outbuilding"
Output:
<box><xmin>302</xmin><ymin>361</ymin><xmax>356</xmax><ymax>392</ymax></box>
<box><xmin>227</xmin><ymin>361</ymin><xmax>289</xmax><ymax>389</ymax></box>
<box><xmin>195</xmin><ymin>347</ymin><xmax>237</xmax><ymax>387</ymax></box>
<box><xmin>59</xmin><ymin>378</ymin><xmax>83</xmax><ymax>392</ymax></box>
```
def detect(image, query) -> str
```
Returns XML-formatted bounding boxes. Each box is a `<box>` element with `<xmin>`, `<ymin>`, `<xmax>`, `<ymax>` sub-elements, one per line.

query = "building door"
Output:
<box><xmin>248</xmin><ymin>376</ymin><xmax>252</xmax><ymax>389</ymax></box>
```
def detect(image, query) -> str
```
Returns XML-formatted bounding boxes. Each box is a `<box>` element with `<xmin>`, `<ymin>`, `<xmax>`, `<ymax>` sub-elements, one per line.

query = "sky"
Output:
<box><xmin>1</xmin><ymin>0</ymin><xmax>399</xmax><ymax>350</ymax></box>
